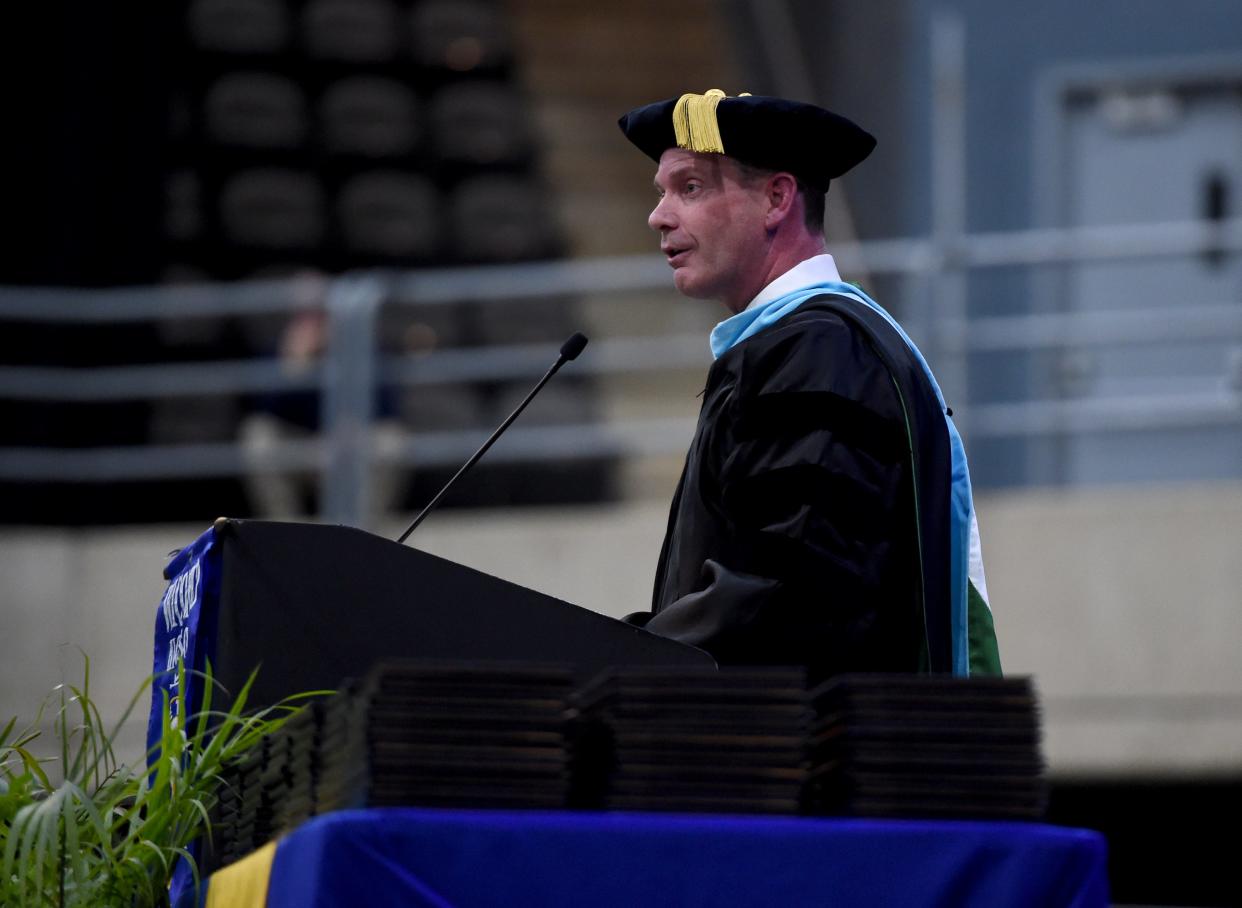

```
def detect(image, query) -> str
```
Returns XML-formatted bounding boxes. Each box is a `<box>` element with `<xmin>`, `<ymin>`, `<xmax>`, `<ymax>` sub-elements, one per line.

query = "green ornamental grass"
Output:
<box><xmin>0</xmin><ymin>656</ymin><xmax>324</xmax><ymax>907</ymax></box>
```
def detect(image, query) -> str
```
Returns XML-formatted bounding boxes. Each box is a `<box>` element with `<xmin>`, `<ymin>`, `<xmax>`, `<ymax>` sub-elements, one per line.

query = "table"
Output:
<box><xmin>198</xmin><ymin>807</ymin><xmax>1109</xmax><ymax>907</ymax></box>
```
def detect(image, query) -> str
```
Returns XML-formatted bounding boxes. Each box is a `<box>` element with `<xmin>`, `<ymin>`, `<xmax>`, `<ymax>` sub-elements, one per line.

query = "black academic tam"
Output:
<box><xmin>618</xmin><ymin>91</ymin><xmax>876</xmax><ymax>191</ymax></box>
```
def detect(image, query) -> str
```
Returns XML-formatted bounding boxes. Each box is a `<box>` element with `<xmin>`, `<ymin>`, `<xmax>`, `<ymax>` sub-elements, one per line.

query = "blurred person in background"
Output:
<box><xmin>618</xmin><ymin>90</ymin><xmax>1000</xmax><ymax>680</ymax></box>
<box><xmin>239</xmin><ymin>280</ymin><xmax>407</xmax><ymax>521</ymax></box>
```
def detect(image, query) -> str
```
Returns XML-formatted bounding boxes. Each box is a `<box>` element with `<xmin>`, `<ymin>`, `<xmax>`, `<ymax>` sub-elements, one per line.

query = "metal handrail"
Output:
<box><xmin>0</xmin><ymin>275</ymin><xmax>323</xmax><ymax>321</ymax></box>
<box><xmin>5</xmin><ymin>217</ymin><xmax>1242</xmax><ymax>321</ymax></box>
<box><xmin>4</xmin><ymin>386</ymin><xmax>1238</xmax><ymax>484</ymax></box>
<box><xmin>0</xmin><ymin>418</ymin><xmax>699</xmax><ymax>481</ymax></box>
<box><xmin>2</xmin><ymin>219</ymin><xmax>1240</xmax><ymax>524</ymax></box>
<box><xmin>4</xmin><ymin>301</ymin><xmax>1240</xmax><ymax>402</ymax></box>
<box><xmin>0</xmin><ymin>335</ymin><xmax>714</xmax><ymax>401</ymax></box>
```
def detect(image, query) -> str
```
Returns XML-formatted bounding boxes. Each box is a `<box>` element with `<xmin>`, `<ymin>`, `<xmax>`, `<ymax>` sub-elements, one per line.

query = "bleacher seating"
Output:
<box><xmin>218</xmin><ymin>169</ymin><xmax>326</xmax><ymax>251</ymax></box>
<box><xmin>450</xmin><ymin>174</ymin><xmax>557</xmax><ymax>263</ymax></box>
<box><xmin>319</xmin><ymin>77</ymin><xmax>422</xmax><ymax>158</ymax></box>
<box><xmin>147</xmin><ymin>0</ymin><xmax>609</xmax><ymax>521</ymax></box>
<box><xmin>429</xmin><ymin>81</ymin><xmax>532</xmax><ymax>167</ymax></box>
<box><xmin>301</xmin><ymin>0</ymin><xmax>402</xmax><ymax>63</ymax></box>
<box><xmin>188</xmin><ymin>0</ymin><xmax>290</xmax><ymax>55</ymax></box>
<box><xmin>336</xmin><ymin>170</ymin><xmax>440</xmax><ymax>260</ymax></box>
<box><xmin>168</xmin><ymin>0</ymin><xmax>559</xmax><ymax>274</ymax></box>
<box><xmin>409</xmin><ymin>0</ymin><xmax>513</xmax><ymax>72</ymax></box>
<box><xmin>204</xmin><ymin>73</ymin><xmax>308</xmax><ymax>149</ymax></box>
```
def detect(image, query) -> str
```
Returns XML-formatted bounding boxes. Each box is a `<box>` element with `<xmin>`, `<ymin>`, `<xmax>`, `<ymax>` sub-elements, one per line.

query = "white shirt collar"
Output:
<box><xmin>744</xmin><ymin>253</ymin><xmax>843</xmax><ymax>312</ymax></box>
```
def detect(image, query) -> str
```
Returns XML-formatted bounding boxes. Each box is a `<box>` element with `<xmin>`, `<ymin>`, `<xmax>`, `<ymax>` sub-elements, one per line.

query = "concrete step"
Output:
<box><xmin>506</xmin><ymin>0</ymin><xmax>744</xmax><ymax>258</ymax></box>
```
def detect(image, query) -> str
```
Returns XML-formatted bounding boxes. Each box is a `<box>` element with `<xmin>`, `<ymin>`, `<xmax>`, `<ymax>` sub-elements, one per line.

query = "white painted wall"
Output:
<box><xmin>3</xmin><ymin>482</ymin><xmax>1240</xmax><ymax>775</ymax></box>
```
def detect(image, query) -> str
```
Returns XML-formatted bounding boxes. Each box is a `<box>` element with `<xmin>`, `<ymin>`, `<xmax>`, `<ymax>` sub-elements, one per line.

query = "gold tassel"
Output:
<box><xmin>672</xmin><ymin>89</ymin><xmax>729</xmax><ymax>154</ymax></box>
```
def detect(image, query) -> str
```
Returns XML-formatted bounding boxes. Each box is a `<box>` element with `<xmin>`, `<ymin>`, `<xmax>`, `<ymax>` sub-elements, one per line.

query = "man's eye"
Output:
<box><xmin>685</xmin><ymin>182</ymin><xmax>702</xmax><ymax>194</ymax></box>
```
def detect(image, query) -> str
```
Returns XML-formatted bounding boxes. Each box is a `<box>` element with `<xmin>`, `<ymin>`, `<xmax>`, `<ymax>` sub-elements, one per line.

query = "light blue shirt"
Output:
<box><xmin>710</xmin><ymin>254</ymin><xmax>857</xmax><ymax>359</ymax></box>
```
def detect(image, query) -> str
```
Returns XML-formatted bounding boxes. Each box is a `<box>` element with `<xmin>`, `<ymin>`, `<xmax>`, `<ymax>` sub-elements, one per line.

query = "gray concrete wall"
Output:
<box><xmin>3</xmin><ymin>482</ymin><xmax>1241</xmax><ymax>775</ymax></box>
<box><xmin>980</xmin><ymin>482</ymin><xmax>1242</xmax><ymax>775</ymax></box>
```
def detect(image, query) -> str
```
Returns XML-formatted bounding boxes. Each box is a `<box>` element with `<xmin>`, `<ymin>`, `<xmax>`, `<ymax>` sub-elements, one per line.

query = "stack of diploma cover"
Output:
<box><xmin>212</xmin><ymin>741</ymin><xmax>271</xmax><ymax>867</ymax></box>
<box><xmin>805</xmin><ymin>674</ymin><xmax>1046</xmax><ymax>819</ymax></box>
<box><xmin>570</xmin><ymin>667</ymin><xmax>815</xmax><ymax>814</ymax></box>
<box><xmin>206</xmin><ymin>665</ymin><xmax>1047</xmax><ymax>872</ymax></box>
<box><xmin>271</xmin><ymin>697</ymin><xmax>329</xmax><ymax>833</ymax></box>
<box><xmin>314</xmin><ymin>661</ymin><xmax>575</xmax><ymax>811</ymax></box>
<box><xmin>209</xmin><ymin>702</ymin><xmax>326</xmax><ymax>871</ymax></box>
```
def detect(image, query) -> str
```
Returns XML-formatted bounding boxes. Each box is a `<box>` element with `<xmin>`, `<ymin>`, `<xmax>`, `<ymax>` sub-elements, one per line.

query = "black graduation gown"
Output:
<box><xmin>628</xmin><ymin>295</ymin><xmax>955</xmax><ymax>680</ymax></box>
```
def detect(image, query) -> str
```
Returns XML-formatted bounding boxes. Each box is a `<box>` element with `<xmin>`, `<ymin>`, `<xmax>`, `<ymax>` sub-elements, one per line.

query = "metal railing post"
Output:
<box><xmin>930</xmin><ymin>9</ymin><xmax>970</xmax><ymax>428</ymax></box>
<box><xmin>320</xmin><ymin>272</ymin><xmax>386</xmax><ymax>527</ymax></box>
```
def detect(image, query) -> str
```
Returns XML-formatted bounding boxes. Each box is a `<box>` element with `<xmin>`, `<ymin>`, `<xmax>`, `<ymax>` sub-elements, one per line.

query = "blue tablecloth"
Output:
<box><xmin>253</xmin><ymin>808</ymin><xmax>1108</xmax><ymax>907</ymax></box>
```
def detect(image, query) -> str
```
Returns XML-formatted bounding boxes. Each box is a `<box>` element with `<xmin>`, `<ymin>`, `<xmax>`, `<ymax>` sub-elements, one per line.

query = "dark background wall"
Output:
<box><xmin>0</xmin><ymin>4</ymin><xmax>173</xmax><ymax>521</ymax></box>
<box><xmin>0</xmin><ymin>3</ymin><xmax>170</xmax><ymax>288</ymax></box>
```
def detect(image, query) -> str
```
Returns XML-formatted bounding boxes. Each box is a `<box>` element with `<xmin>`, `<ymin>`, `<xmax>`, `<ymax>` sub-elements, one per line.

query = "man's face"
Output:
<box><xmin>648</xmin><ymin>148</ymin><xmax>770</xmax><ymax>312</ymax></box>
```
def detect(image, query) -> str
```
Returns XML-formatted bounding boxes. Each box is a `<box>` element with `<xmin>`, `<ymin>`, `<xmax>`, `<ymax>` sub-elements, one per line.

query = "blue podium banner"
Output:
<box><xmin>146</xmin><ymin>524</ymin><xmax>222</xmax><ymax>758</ymax></box>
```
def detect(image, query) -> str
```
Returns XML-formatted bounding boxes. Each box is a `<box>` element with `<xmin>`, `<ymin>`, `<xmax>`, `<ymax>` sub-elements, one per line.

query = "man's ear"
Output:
<box><xmin>764</xmin><ymin>172</ymin><xmax>800</xmax><ymax>230</ymax></box>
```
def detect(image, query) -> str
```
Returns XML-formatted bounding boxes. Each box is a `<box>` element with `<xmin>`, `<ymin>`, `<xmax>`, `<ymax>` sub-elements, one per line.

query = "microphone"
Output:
<box><xmin>396</xmin><ymin>332</ymin><xmax>589</xmax><ymax>545</ymax></box>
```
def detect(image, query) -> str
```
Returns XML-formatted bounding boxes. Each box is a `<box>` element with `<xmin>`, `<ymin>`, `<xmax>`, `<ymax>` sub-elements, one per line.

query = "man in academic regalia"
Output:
<box><xmin>618</xmin><ymin>90</ymin><xmax>1001</xmax><ymax>680</ymax></box>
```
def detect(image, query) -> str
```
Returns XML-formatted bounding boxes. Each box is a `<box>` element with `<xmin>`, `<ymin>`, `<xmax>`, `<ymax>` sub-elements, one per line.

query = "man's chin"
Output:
<box><xmin>672</xmin><ymin>270</ymin><xmax>714</xmax><ymax>301</ymax></box>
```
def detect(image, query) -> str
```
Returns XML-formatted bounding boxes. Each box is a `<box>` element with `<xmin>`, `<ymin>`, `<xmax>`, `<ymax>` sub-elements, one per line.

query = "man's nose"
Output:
<box><xmin>648</xmin><ymin>195</ymin><xmax>675</xmax><ymax>232</ymax></box>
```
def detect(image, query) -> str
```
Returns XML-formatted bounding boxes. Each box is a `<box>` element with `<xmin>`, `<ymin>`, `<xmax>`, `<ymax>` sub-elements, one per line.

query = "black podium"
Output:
<box><xmin>209</xmin><ymin>520</ymin><xmax>714</xmax><ymax>708</ymax></box>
